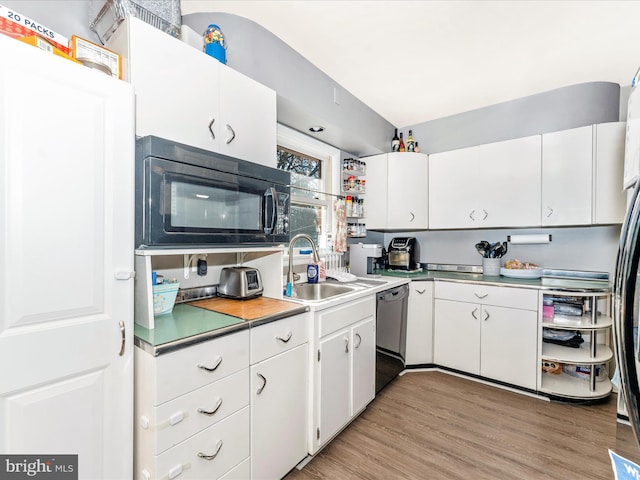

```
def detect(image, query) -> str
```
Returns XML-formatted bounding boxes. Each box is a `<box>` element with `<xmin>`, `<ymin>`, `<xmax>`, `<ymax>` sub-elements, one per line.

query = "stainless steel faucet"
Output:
<box><xmin>287</xmin><ymin>233</ymin><xmax>320</xmax><ymax>286</ymax></box>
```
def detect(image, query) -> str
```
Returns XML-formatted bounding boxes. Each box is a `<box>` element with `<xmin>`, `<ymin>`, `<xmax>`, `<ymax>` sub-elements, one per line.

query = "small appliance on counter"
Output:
<box><xmin>217</xmin><ymin>266</ymin><xmax>263</xmax><ymax>299</ymax></box>
<box><xmin>349</xmin><ymin>243</ymin><xmax>383</xmax><ymax>277</ymax></box>
<box><xmin>387</xmin><ymin>237</ymin><xmax>420</xmax><ymax>271</ymax></box>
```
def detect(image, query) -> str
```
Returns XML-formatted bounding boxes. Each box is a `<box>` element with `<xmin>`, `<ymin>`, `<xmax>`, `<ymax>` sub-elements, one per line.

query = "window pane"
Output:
<box><xmin>289</xmin><ymin>204</ymin><xmax>325</xmax><ymax>242</ymax></box>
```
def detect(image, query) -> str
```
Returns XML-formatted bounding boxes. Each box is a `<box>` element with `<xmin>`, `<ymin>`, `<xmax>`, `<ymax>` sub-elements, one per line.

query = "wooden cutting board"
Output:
<box><xmin>189</xmin><ymin>296</ymin><xmax>303</xmax><ymax>321</ymax></box>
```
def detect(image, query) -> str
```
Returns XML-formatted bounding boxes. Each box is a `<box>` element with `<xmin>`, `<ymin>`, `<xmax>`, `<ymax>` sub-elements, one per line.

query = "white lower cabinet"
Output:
<box><xmin>434</xmin><ymin>282</ymin><xmax>538</xmax><ymax>390</ymax></box>
<box><xmin>311</xmin><ymin>296</ymin><xmax>376</xmax><ymax>453</ymax></box>
<box><xmin>405</xmin><ymin>281</ymin><xmax>434</xmax><ymax>365</ymax></box>
<box><xmin>250</xmin><ymin>314</ymin><xmax>309</xmax><ymax>480</ymax></box>
<box><xmin>134</xmin><ymin>330</ymin><xmax>251</xmax><ymax>480</ymax></box>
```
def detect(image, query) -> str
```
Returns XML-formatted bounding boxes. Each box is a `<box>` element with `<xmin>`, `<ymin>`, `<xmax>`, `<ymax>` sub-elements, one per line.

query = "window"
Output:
<box><xmin>276</xmin><ymin>125</ymin><xmax>338</xmax><ymax>248</ymax></box>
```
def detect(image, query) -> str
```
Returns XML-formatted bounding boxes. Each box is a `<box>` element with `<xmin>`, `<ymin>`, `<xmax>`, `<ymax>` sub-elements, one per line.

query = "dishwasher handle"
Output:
<box><xmin>377</xmin><ymin>284</ymin><xmax>409</xmax><ymax>303</ymax></box>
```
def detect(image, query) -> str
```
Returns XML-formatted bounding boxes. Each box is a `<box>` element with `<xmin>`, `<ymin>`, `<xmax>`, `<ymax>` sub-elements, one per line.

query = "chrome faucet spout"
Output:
<box><xmin>287</xmin><ymin>233</ymin><xmax>320</xmax><ymax>286</ymax></box>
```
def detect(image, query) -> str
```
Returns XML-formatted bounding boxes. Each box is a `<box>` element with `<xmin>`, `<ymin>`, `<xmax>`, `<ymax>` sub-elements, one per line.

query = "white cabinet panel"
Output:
<box><xmin>364</xmin><ymin>152</ymin><xmax>428</xmax><ymax>230</ymax></box>
<box><xmin>351</xmin><ymin>317</ymin><xmax>376</xmax><ymax>415</ymax></box>
<box><xmin>108</xmin><ymin>17</ymin><xmax>276</xmax><ymax>166</ymax></box>
<box><xmin>429</xmin><ymin>136</ymin><xmax>541</xmax><ymax>229</ymax></box>
<box><xmin>434</xmin><ymin>299</ymin><xmax>481</xmax><ymax>374</ymax></box>
<box><xmin>406</xmin><ymin>281</ymin><xmax>434</xmax><ymax>365</ymax></box>
<box><xmin>251</xmin><ymin>344</ymin><xmax>307</xmax><ymax>480</ymax></box>
<box><xmin>542</xmin><ymin>126</ymin><xmax>593</xmax><ymax>226</ymax></box>
<box><xmin>594</xmin><ymin>122</ymin><xmax>626</xmax><ymax>224</ymax></box>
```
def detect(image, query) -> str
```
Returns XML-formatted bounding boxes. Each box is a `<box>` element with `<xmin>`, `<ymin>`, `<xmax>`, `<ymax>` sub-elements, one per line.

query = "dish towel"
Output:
<box><xmin>333</xmin><ymin>198</ymin><xmax>347</xmax><ymax>253</ymax></box>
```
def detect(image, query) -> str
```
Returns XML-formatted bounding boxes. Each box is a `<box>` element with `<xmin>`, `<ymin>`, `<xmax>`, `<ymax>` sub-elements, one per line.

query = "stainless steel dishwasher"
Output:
<box><xmin>376</xmin><ymin>284</ymin><xmax>409</xmax><ymax>393</ymax></box>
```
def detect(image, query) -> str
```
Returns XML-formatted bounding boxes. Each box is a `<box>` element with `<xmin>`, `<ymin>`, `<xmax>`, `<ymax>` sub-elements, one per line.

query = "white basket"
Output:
<box><xmin>152</xmin><ymin>282</ymin><xmax>180</xmax><ymax>316</ymax></box>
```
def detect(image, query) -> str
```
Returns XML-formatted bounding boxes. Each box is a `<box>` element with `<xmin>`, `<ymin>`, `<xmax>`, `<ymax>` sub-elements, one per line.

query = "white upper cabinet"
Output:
<box><xmin>594</xmin><ymin>122</ymin><xmax>626</xmax><ymax>224</ymax></box>
<box><xmin>542</xmin><ymin>126</ymin><xmax>593</xmax><ymax>226</ymax></box>
<box><xmin>366</xmin><ymin>152</ymin><xmax>428</xmax><ymax>230</ymax></box>
<box><xmin>429</xmin><ymin>136</ymin><xmax>541</xmax><ymax>229</ymax></box>
<box><xmin>107</xmin><ymin>17</ymin><xmax>276</xmax><ymax>166</ymax></box>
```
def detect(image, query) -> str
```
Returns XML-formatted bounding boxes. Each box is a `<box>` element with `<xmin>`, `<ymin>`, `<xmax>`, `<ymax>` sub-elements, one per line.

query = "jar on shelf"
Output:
<box><xmin>203</xmin><ymin>24</ymin><xmax>227</xmax><ymax>64</ymax></box>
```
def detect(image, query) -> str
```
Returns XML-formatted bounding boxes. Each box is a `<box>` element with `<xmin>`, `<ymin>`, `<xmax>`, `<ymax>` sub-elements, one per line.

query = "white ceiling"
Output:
<box><xmin>181</xmin><ymin>0</ymin><xmax>640</xmax><ymax>128</ymax></box>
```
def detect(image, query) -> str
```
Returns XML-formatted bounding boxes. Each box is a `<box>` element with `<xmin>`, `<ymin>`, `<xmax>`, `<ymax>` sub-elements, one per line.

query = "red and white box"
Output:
<box><xmin>0</xmin><ymin>4</ymin><xmax>70</xmax><ymax>54</ymax></box>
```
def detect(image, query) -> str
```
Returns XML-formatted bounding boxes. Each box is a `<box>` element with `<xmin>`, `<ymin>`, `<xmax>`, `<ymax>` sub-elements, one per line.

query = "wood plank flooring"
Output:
<box><xmin>285</xmin><ymin>371</ymin><xmax>621</xmax><ymax>480</ymax></box>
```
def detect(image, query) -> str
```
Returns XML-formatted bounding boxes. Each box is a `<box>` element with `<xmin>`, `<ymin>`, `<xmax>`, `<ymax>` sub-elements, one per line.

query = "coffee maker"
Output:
<box><xmin>349</xmin><ymin>243</ymin><xmax>383</xmax><ymax>276</ymax></box>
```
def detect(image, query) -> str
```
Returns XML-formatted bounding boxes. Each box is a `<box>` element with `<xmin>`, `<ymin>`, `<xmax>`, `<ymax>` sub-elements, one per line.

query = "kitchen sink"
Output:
<box><xmin>289</xmin><ymin>282</ymin><xmax>364</xmax><ymax>301</ymax></box>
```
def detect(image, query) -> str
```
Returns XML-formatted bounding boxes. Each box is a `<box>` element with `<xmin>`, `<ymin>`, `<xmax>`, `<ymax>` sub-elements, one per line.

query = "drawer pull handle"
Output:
<box><xmin>471</xmin><ymin>308</ymin><xmax>479</xmax><ymax>320</ymax></box>
<box><xmin>198</xmin><ymin>440</ymin><xmax>223</xmax><ymax>460</ymax></box>
<box><xmin>474</xmin><ymin>292</ymin><xmax>488</xmax><ymax>299</ymax></box>
<box><xmin>484</xmin><ymin>310</ymin><xmax>490</xmax><ymax>321</ymax></box>
<box><xmin>345</xmin><ymin>337</ymin><xmax>349</xmax><ymax>354</ymax></box>
<box><xmin>354</xmin><ymin>333</ymin><xmax>362</xmax><ymax>349</ymax></box>
<box><xmin>226</xmin><ymin>124</ymin><xmax>236</xmax><ymax>144</ymax></box>
<box><xmin>197</xmin><ymin>356</ymin><xmax>222</xmax><ymax>372</ymax></box>
<box><xmin>257</xmin><ymin>373</ymin><xmax>267</xmax><ymax>394</ymax></box>
<box><xmin>416</xmin><ymin>289</ymin><xmax>426</xmax><ymax>294</ymax></box>
<box><xmin>208</xmin><ymin>117</ymin><xmax>216</xmax><ymax>139</ymax></box>
<box><xmin>276</xmin><ymin>331</ymin><xmax>293</xmax><ymax>343</ymax></box>
<box><xmin>197</xmin><ymin>398</ymin><xmax>223</xmax><ymax>416</ymax></box>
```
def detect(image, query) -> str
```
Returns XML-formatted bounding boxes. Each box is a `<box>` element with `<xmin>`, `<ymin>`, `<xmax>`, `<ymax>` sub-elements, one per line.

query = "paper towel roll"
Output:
<box><xmin>507</xmin><ymin>234</ymin><xmax>552</xmax><ymax>244</ymax></box>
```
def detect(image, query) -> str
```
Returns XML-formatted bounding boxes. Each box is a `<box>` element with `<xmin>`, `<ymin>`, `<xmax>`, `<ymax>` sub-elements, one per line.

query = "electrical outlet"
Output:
<box><xmin>197</xmin><ymin>259</ymin><xmax>207</xmax><ymax>276</ymax></box>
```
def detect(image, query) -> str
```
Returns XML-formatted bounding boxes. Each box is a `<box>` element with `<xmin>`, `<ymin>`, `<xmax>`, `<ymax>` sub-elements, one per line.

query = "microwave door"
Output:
<box><xmin>614</xmin><ymin>178</ymin><xmax>640</xmax><ymax>448</ymax></box>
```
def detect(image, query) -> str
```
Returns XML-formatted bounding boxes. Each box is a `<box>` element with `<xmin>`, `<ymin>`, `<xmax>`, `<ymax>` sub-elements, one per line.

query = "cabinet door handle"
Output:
<box><xmin>409</xmin><ymin>212</ymin><xmax>415</xmax><ymax>223</ymax></box>
<box><xmin>118</xmin><ymin>320</ymin><xmax>126</xmax><ymax>356</ymax></box>
<box><xmin>546</xmin><ymin>206</ymin><xmax>554</xmax><ymax>218</ymax></box>
<box><xmin>198</xmin><ymin>440</ymin><xmax>223</xmax><ymax>460</ymax></box>
<box><xmin>471</xmin><ymin>307</ymin><xmax>479</xmax><ymax>320</ymax></box>
<box><xmin>416</xmin><ymin>289</ymin><xmax>426</xmax><ymax>294</ymax></box>
<box><xmin>197</xmin><ymin>356</ymin><xmax>222</xmax><ymax>372</ymax></box>
<box><xmin>484</xmin><ymin>310</ymin><xmax>490</xmax><ymax>321</ymax></box>
<box><xmin>208</xmin><ymin>117</ymin><xmax>216</xmax><ymax>140</ymax></box>
<box><xmin>482</xmin><ymin>209</ymin><xmax>488</xmax><ymax>220</ymax></box>
<box><xmin>469</xmin><ymin>210</ymin><xmax>476</xmax><ymax>221</ymax></box>
<box><xmin>198</xmin><ymin>398</ymin><xmax>223</xmax><ymax>416</ymax></box>
<box><xmin>225</xmin><ymin>124</ymin><xmax>236</xmax><ymax>144</ymax></box>
<box><xmin>344</xmin><ymin>337</ymin><xmax>349</xmax><ymax>353</ymax></box>
<box><xmin>256</xmin><ymin>373</ymin><xmax>267</xmax><ymax>395</ymax></box>
<box><xmin>474</xmin><ymin>292</ymin><xmax>488</xmax><ymax>299</ymax></box>
<box><xmin>354</xmin><ymin>333</ymin><xmax>362</xmax><ymax>348</ymax></box>
<box><xmin>276</xmin><ymin>331</ymin><xmax>292</xmax><ymax>343</ymax></box>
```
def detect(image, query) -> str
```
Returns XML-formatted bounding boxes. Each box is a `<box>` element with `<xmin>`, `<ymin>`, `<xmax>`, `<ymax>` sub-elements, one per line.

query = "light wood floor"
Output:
<box><xmin>285</xmin><ymin>371</ymin><xmax>621</xmax><ymax>480</ymax></box>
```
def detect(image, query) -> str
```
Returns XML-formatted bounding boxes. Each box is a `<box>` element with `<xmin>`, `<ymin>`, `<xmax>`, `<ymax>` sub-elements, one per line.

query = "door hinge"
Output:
<box><xmin>317</xmin><ymin>349</ymin><xmax>321</xmax><ymax>362</ymax></box>
<box><xmin>317</xmin><ymin>427</ymin><xmax>320</xmax><ymax>440</ymax></box>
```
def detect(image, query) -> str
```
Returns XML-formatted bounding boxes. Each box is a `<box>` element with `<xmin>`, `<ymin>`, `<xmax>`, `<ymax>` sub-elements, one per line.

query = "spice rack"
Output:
<box><xmin>538</xmin><ymin>289</ymin><xmax>613</xmax><ymax>401</ymax></box>
<box><xmin>342</xmin><ymin>157</ymin><xmax>366</xmax><ymax>237</ymax></box>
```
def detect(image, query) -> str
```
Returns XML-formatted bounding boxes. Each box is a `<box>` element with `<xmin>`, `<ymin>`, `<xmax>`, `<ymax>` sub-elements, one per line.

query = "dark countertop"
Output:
<box><xmin>378</xmin><ymin>269</ymin><xmax>611</xmax><ymax>293</ymax></box>
<box><xmin>135</xmin><ymin>300</ymin><xmax>309</xmax><ymax>356</ymax></box>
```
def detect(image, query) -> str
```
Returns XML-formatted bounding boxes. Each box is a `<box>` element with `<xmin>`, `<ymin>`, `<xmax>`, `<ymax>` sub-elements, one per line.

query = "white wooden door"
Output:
<box><xmin>433</xmin><ymin>299</ymin><xmax>481</xmax><ymax>374</ymax></box>
<box><xmin>542</xmin><ymin>126</ymin><xmax>593</xmax><ymax>226</ymax></box>
<box><xmin>0</xmin><ymin>36</ymin><xmax>134</xmax><ymax>479</ymax></box>
<box><xmin>318</xmin><ymin>329</ymin><xmax>350</xmax><ymax>447</ymax></box>
<box><xmin>387</xmin><ymin>153</ymin><xmax>429</xmax><ymax>229</ymax></box>
<box><xmin>109</xmin><ymin>17</ymin><xmax>221</xmax><ymax>152</ymax></box>
<box><xmin>480</xmin><ymin>306</ymin><xmax>538</xmax><ymax>389</ymax></box>
<box><xmin>351</xmin><ymin>317</ymin><xmax>375</xmax><ymax>415</ymax></box>
<box><xmin>251</xmin><ymin>344</ymin><xmax>308</xmax><ymax>480</ymax></box>
<box><xmin>219</xmin><ymin>65</ymin><xmax>277</xmax><ymax>165</ymax></box>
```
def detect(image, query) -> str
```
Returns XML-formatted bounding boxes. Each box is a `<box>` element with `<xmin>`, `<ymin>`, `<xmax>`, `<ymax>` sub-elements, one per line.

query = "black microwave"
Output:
<box><xmin>135</xmin><ymin>136</ymin><xmax>290</xmax><ymax>248</ymax></box>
